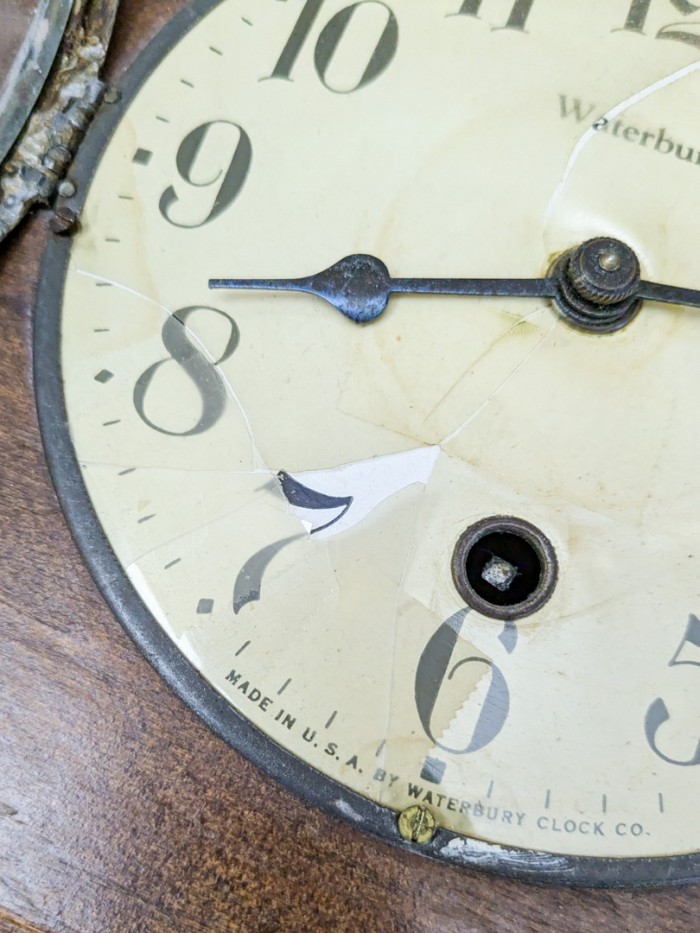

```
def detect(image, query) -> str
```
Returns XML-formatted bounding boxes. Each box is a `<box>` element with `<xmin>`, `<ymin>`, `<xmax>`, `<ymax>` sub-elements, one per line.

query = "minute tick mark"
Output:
<box><xmin>132</xmin><ymin>148</ymin><xmax>152</xmax><ymax>165</ymax></box>
<box><xmin>420</xmin><ymin>757</ymin><xmax>446</xmax><ymax>785</ymax></box>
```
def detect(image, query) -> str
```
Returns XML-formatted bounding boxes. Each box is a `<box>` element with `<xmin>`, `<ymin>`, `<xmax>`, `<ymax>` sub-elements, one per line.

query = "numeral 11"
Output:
<box><xmin>454</xmin><ymin>0</ymin><xmax>536</xmax><ymax>31</ymax></box>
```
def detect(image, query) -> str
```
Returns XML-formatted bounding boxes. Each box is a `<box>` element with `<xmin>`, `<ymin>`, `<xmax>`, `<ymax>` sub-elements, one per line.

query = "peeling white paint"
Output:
<box><xmin>287</xmin><ymin>445</ymin><xmax>440</xmax><ymax>538</ymax></box>
<box><xmin>335</xmin><ymin>799</ymin><xmax>363</xmax><ymax>822</ymax></box>
<box><xmin>440</xmin><ymin>835</ymin><xmax>571</xmax><ymax>871</ymax></box>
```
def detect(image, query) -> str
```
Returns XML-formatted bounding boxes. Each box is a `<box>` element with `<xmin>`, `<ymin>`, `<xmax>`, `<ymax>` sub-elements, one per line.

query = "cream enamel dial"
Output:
<box><xmin>37</xmin><ymin>0</ymin><xmax>700</xmax><ymax>884</ymax></box>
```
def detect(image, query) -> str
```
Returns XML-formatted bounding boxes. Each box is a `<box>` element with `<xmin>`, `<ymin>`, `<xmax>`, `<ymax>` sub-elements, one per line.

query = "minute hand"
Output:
<box><xmin>637</xmin><ymin>281</ymin><xmax>700</xmax><ymax>308</ymax></box>
<box><xmin>209</xmin><ymin>251</ymin><xmax>700</xmax><ymax>326</ymax></box>
<box><xmin>209</xmin><ymin>254</ymin><xmax>558</xmax><ymax>324</ymax></box>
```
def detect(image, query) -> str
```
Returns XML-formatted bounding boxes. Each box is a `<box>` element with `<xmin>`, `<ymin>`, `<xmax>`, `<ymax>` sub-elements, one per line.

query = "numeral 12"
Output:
<box><xmin>620</xmin><ymin>0</ymin><xmax>700</xmax><ymax>50</ymax></box>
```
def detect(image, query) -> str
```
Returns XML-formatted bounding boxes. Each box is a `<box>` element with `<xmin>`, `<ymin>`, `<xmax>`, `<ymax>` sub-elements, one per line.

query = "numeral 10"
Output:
<box><xmin>269</xmin><ymin>0</ymin><xmax>398</xmax><ymax>93</ymax></box>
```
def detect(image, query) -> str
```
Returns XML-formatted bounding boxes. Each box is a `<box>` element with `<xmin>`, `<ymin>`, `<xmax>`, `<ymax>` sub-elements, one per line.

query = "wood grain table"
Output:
<box><xmin>0</xmin><ymin>2</ymin><xmax>698</xmax><ymax>929</ymax></box>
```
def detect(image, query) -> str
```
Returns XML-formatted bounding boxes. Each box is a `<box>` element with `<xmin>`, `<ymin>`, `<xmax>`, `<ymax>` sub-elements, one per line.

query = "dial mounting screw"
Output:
<box><xmin>398</xmin><ymin>805</ymin><xmax>437</xmax><ymax>845</ymax></box>
<box><xmin>57</xmin><ymin>180</ymin><xmax>77</xmax><ymax>199</ymax></box>
<box><xmin>49</xmin><ymin>206</ymin><xmax>79</xmax><ymax>236</ymax></box>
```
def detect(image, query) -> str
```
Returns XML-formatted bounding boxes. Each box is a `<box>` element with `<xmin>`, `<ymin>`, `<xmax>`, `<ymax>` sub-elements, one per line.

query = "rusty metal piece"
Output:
<box><xmin>397</xmin><ymin>805</ymin><xmax>437</xmax><ymax>845</ymax></box>
<box><xmin>49</xmin><ymin>205</ymin><xmax>79</xmax><ymax>235</ymax></box>
<box><xmin>0</xmin><ymin>1</ymin><xmax>74</xmax><ymax>167</ymax></box>
<box><xmin>57</xmin><ymin>179</ymin><xmax>77</xmax><ymax>198</ymax></box>
<box><xmin>42</xmin><ymin>143</ymin><xmax>73</xmax><ymax>172</ymax></box>
<box><xmin>0</xmin><ymin>0</ymin><xmax>120</xmax><ymax>241</ymax></box>
<box><xmin>102</xmin><ymin>86</ymin><xmax>120</xmax><ymax>104</ymax></box>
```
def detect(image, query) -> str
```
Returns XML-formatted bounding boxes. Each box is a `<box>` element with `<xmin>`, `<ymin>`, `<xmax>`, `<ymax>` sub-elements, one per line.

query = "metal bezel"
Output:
<box><xmin>32</xmin><ymin>0</ymin><xmax>700</xmax><ymax>888</ymax></box>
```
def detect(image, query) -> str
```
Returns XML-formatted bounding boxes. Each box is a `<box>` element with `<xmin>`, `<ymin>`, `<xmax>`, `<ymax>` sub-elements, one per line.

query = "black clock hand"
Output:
<box><xmin>209</xmin><ymin>254</ymin><xmax>557</xmax><ymax>323</ymax></box>
<box><xmin>636</xmin><ymin>281</ymin><xmax>700</xmax><ymax>307</ymax></box>
<box><xmin>209</xmin><ymin>239</ymin><xmax>700</xmax><ymax>331</ymax></box>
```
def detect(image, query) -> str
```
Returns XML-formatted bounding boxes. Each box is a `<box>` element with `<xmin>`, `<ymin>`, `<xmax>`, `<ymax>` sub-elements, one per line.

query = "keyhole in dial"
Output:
<box><xmin>452</xmin><ymin>517</ymin><xmax>558</xmax><ymax>620</ymax></box>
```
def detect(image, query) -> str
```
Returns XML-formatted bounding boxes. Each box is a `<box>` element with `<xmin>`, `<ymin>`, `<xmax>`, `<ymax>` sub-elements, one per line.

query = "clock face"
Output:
<box><xmin>35</xmin><ymin>0</ymin><xmax>700</xmax><ymax>885</ymax></box>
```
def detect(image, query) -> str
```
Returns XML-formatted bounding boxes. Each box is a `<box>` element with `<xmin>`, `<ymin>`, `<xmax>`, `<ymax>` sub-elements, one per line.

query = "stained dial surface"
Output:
<box><xmin>53</xmin><ymin>0</ymin><xmax>700</xmax><ymax>871</ymax></box>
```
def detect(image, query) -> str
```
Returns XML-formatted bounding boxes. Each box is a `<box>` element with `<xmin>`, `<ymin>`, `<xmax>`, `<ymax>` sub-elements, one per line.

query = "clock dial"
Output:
<box><xmin>36</xmin><ymin>0</ymin><xmax>700</xmax><ymax>884</ymax></box>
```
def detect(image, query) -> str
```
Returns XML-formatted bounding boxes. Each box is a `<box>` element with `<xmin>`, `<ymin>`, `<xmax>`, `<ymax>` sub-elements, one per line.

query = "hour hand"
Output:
<box><xmin>209</xmin><ymin>254</ymin><xmax>557</xmax><ymax>323</ymax></box>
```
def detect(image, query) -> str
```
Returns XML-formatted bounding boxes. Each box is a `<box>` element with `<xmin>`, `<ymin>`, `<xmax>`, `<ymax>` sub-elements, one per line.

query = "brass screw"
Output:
<box><xmin>398</xmin><ymin>805</ymin><xmax>437</xmax><ymax>845</ymax></box>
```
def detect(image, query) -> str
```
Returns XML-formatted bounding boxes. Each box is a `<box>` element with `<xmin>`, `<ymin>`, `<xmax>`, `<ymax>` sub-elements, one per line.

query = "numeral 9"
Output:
<box><xmin>159</xmin><ymin>121</ymin><xmax>252</xmax><ymax>229</ymax></box>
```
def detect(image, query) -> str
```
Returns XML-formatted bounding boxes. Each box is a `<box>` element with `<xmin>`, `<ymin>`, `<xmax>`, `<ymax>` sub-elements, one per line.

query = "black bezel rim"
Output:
<box><xmin>31</xmin><ymin>0</ymin><xmax>700</xmax><ymax>888</ymax></box>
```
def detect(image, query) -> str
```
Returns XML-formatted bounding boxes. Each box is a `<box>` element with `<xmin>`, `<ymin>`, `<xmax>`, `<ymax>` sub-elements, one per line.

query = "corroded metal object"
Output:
<box><xmin>0</xmin><ymin>1</ymin><xmax>73</xmax><ymax>167</ymax></box>
<box><xmin>0</xmin><ymin>0</ymin><xmax>120</xmax><ymax>241</ymax></box>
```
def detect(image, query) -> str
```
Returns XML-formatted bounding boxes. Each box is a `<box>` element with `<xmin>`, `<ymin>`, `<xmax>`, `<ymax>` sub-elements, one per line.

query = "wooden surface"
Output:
<box><xmin>0</xmin><ymin>2</ymin><xmax>698</xmax><ymax>930</ymax></box>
